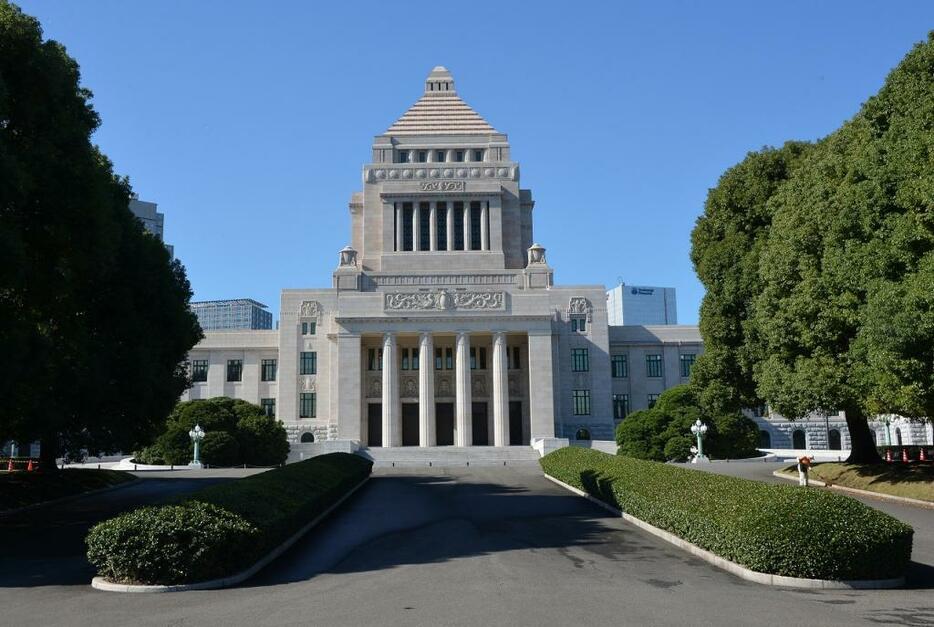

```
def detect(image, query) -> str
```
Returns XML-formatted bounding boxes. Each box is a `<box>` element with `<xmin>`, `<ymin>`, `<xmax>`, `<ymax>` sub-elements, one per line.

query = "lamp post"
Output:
<box><xmin>188</xmin><ymin>424</ymin><xmax>205</xmax><ymax>469</ymax></box>
<box><xmin>690</xmin><ymin>419</ymin><xmax>710</xmax><ymax>464</ymax></box>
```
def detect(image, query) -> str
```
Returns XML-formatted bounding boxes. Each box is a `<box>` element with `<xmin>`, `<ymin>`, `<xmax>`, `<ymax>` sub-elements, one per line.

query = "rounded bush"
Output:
<box><xmin>236</xmin><ymin>414</ymin><xmax>289</xmax><ymax>466</ymax></box>
<box><xmin>86</xmin><ymin>502</ymin><xmax>260</xmax><ymax>585</ymax></box>
<box><xmin>200</xmin><ymin>431</ymin><xmax>240</xmax><ymax>467</ymax></box>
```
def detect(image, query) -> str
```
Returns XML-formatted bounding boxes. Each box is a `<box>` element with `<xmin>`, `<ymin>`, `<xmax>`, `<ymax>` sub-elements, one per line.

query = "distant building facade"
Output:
<box><xmin>129</xmin><ymin>197</ymin><xmax>173</xmax><ymax>258</ymax></box>
<box><xmin>607</xmin><ymin>284</ymin><xmax>677</xmax><ymax>325</ymax></box>
<box><xmin>191</xmin><ymin>299</ymin><xmax>273</xmax><ymax>331</ymax></box>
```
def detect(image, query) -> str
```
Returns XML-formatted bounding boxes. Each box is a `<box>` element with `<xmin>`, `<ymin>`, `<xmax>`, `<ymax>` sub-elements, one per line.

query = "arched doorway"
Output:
<box><xmin>828</xmin><ymin>429</ymin><xmax>841</xmax><ymax>450</ymax></box>
<box><xmin>792</xmin><ymin>429</ymin><xmax>806</xmax><ymax>449</ymax></box>
<box><xmin>300</xmin><ymin>432</ymin><xmax>315</xmax><ymax>443</ymax></box>
<box><xmin>758</xmin><ymin>430</ymin><xmax>771</xmax><ymax>448</ymax></box>
<box><xmin>575</xmin><ymin>428</ymin><xmax>591</xmax><ymax>441</ymax></box>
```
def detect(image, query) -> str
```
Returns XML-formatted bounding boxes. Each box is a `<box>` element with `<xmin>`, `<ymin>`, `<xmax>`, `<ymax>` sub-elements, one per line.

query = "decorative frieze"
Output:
<box><xmin>384</xmin><ymin>289</ymin><xmax>505</xmax><ymax>312</ymax></box>
<box><xmin>568</xmin><ymin>297</ymin><xmax>594</xmax><ymax>321</ymax></box>
<box><xmin>299</xmin><ymin>300</ymin><xmax>323</xmax><ymax>319</ymax></box>
<box><xmin>366</xmin><ymin>164</ymin><xmax>516</xmax><ymax>183</ymax></box>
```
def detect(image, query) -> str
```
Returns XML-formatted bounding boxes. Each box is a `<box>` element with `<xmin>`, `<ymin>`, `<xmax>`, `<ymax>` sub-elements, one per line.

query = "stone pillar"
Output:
<box><xmin>382</xmin><ymin>333</ymin><xmax>401</xmax><ymax>447</ymax></box>
<box><xmin>395</xmin><ymin>204</ymin><xmax>403</xmax><ymax>252</ymax></box>
<box><xmin>446</xmin><ymin>204</ymin><xmax>454</xmax><ymax>251</ymax></box>
<box><xmin>412</xmin><ymin>203</ymin><xmax>421</xmax><ymax>252</ymax></box>
<box><xmin>419</xmin><ymin>333</ymin><xmax>436</xmax><ymax>446</ymax></box>
<box><xmin>335</xmin><ymin>333</ymin><xmax>363</xmax><ymax>440</ymax></box>
<box><xmin>463</xmin><ymin>203</ymin><xmax>471</xmax><ymax>251</ymax></box>
<box><xmin>492</xmin><ymin>332</ymin><xmax>509</xmax><ymax>446</ymax></box>
<box><xmin>480</xmin><ymin>202</ymin><xmax>489</xmax><ymax>251</ymax></box>
<box><xmin>455</xmin><ymin>331</ymin><xmax>472</xmax><ymax>446</ymax></box>
<box><xmin>429</xmin><ymin>202</ymin><xmax>438</xmax><ymax>252</ymax></box>
<box><xmin>527</xmin><ymin>331</ymin><xmax>555</xmax><ymax>442</ymax></box>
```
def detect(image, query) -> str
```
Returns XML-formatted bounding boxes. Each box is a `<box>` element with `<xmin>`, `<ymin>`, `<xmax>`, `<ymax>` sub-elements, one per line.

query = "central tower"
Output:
<box><xmin>348</xmin><ymin>66</ymin><xmax>535</xmax><ymax>276</ymax></box>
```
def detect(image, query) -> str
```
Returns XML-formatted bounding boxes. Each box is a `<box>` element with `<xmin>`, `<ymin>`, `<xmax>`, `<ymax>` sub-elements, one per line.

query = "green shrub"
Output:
<box><xmin>236</xmin><ymin>414</ymin><xmax>289</xmax><ymax>466</ymax></box>
<box><xmin>87</xmin><ymin>453</ymin><xmax>372</xmax><ymax>585</ymax></box>
<box><xmin>200</xmin><ymin>431</ymin><xmax>240</xmax><ymax>467</ymax></box>
<box><xmin>541</xmin><ymin>447</ymin><xmax>913</xmax><ymax>581</ymax></box>
<box><xmin>86</xmin><ymin>502</ymin><xmax>260</xmax><ymax>585</ymax></box>
<box><xmin>134</xmin><ymin>444</ymin><xmax>165</xmax><ymax>465</ymax></box>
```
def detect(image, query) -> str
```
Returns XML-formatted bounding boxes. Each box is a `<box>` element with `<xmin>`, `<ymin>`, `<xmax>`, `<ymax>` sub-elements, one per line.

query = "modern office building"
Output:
<box><xmin>129</xmin><ymin>196</ymin><xmax>174</xmax><ymax>258</ymax></box>
<box><xmin>191</xmin><ymin>299</ymin><xmax>274</xmax><ymax>331</ymax></box>
<box><xmin>607</xmin><ymin>284</ymin><xmax>677</xmax><ymax>325</ymax></box>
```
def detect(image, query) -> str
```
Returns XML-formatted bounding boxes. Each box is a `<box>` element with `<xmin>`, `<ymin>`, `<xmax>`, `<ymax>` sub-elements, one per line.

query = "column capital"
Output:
<box><xmin>493</xmin><ymin>331</ymin><xmax>508</xmax><ymax>346</ymax></box>
<box><xmin>419</xmin><ymin>331</ymin><xmax>434</xmax><ymax>344</ymax></box>
<box><xmin>382</xmin><ymin>331</ymin><xmax>396</xmax><ymax>345</ymax></box>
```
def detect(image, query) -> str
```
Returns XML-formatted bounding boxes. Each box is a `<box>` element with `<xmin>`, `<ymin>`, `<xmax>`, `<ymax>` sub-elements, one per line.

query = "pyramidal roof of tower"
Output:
<box><xmin>385</xmin><ymin>66</ymin><xmax>497</xmax><ymax>136</ymax></box>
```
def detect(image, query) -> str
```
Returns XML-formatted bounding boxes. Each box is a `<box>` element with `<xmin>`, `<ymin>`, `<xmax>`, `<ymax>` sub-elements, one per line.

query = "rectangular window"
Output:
<box><xmin>397</xmin><ymin>150</ymin><xmax>409</xmax><ymax>163</ymax></box>
<box><xmin>473</xmin><ymin>149</ymin><xmax>483</xmax><ymax>162</ymax></box>
<box><xmin>226</xmin><ymin>359</ymin><xmax>242</xmax><ymax>382</ymax></box>
<box><xmin>455</xmin><ymin>150</ymin><xmax>464</xmax><ymax>162</ymax></box>
<box><xmin>412</xmin><ymin>348</ymin><xmax>419</xmax><ymax>370</ymax></box>
<box><xmin>419</xmin><ymin>202</ymin><xmax>430</xmax><ymax>251</ymax></box>
<box><xmin>436</xmin><ymin>202</ymin><xmax>447</xmax><ymax>250</ymax></box>
<box><xmin>479</xmin><ymin>347</ymin><xmax>487</xmax><ymax>370</ymax></box>
<box><xmin>571</xmin><ymin>348</ymin><xmax>590</xmax><ymax>372</ymax></box>
<box><xmin>402</xmin><ymin>203</ymin><xmax>413</xmax><ymax>251</ymax></box>
<box><xmin>436</xmin><ymin>150</ymin><xmax>445</xmax><ymax>162</ymax></box>
<box><xmin>648</xmin><ymin>393</ymin><xmax>659</xmax><ymax>408</ymax></box>
<box><xmin>453</xmin><ymin>202</ymin><xmax>465</xmax><ymax>250</ymax></box>
<box><xmin>469</xmin><ymin>201</ymin><xmax>482</xmax><ymax>250</ymax></box>
<box><xmin>401</xmin><ymin>348</ymin><xmax>409</xmax><ymax>370</ymax></box>
<box><xmin>573</xmin><ymin>390</ymin><xmax>591</xmax><ymax>416</ymax></box>
<box><xmin>571</xmin><ymin>317</ymin><xmax>587</xmax><ymax>332</ymax></box>
<box><xmin>191</xmin><ymin>359</ymin><xmax>208</xmax><ymax>382</ymax></box>
<box><xmin>435</xmin><ymin>348</ymin><xmax>443</xmax><ymax>371</ymax></box>
<box><xmin>470</xmin><ymin>347</ymin><xmax>477</xmax><ymax>370</ymax></box>
<box><xmin>611</xmin><ymin>354</ymin><xmax>628</xmax><ymax>378</ymax></box>
<box><xmin>300</xmin><ymin>351</ymin><xmax>317</xmax><ymax>375</ymax></box>
<box><xmin>679</xmin><ymin>353</ymin><xmax>696</xmax><ymax>378</ymax></box>
<box><xmin>613</xmin><ymin>394</ymin><xmax>629</xmax><ymax>420</ymax></box>
<box><xmin>445</xmin><ymin>347</ymin><xmax>453</xmax><ymax>370</ymax></box>
<box><xmin>368</xmin><ymin>349</ymin><xmax>376</xmax><ymax>371</ymax></box>
<box><xmin>299</xmin><ymin>392</ymin><xmax>316</xmax><ymax>418</ymax></box>
<box><xmin>302</xmin><ymin>321</ymin><xmax>316</xmax><ymax>335</ymax></box>
<box><xmin>261</xmin><ymin>359</ymin><xmax>277</xmax><ymax>382</ymax></box>
<box><xmin>260</xmin><ymin>398</ymin><xmax>276</xmax><ymax>417</ymax></box>
<box><xmin>417</xmin><ymin>150</ymin><xmax>427</xmax><ymax>163</ymax></box>
<box><xmin>646</xmin><ymin>354</ymin><xmax>663</xmax><ymax>378</ymax></box>
<box><xmin>509</xmin><ymin>347</ymin><xmax>521</xmax><ymax>370</ymax></box>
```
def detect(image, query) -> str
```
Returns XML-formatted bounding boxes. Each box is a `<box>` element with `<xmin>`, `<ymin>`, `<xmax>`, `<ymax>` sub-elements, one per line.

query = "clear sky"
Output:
<box><xmin>17</xmin><ymin>1</ymin><xmax>934</xmax><ymax>324</ymax></box>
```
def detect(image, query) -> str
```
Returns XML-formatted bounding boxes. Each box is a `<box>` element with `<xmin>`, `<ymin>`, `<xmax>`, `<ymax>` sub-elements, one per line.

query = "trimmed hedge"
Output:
<box><xmin>541</xmin><ymin>447</ymin><xmax>913</xmax><ymax>581</ymax></box>
<box><xmin>86</xmin><ymin>452</ymin><xmax>372</xmax><ymax>585</ymax></box>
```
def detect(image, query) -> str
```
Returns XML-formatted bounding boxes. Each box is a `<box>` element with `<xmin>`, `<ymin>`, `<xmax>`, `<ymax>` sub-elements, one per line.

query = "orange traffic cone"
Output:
<box><xmin>901</xmin><ymin>448</ymin><xmax>910</xmax><ymax>463</ymax></box>
<box><xmin>26</xmin><ymin>459</ymin><xmax>34</xmax><ymax>472</ymax></box>
<box><xmin>885</xmin><ymin>449</ymin><xmax>893</xmax><ymax>463</ymax></box>
<box><xmin>920</xmin><ymin>448</ymin><xmax>927</xmax><ymax>462</ymax></box>
<box><xmin>6</xmin><ymin>458</ymin><xmax>13</xmax><ymax>471</ymax></box>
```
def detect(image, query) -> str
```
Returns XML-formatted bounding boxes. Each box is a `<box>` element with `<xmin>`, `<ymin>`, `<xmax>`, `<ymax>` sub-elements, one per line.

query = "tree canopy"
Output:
<box><xmin>691</xmin><ymin>33</ymin><xmax>934</xmax><ymax>463</ymax></box>
<box><xmin>0</xmin><ymin>2</ymin><xmax>202</xmax><ymax>463</ymax></box>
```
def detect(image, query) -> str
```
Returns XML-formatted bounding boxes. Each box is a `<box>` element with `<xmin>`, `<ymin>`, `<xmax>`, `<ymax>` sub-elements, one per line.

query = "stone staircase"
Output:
<box><xmin>356</xmin><ymin>445</ymin><xmax>542</xmax><ymax>468</ymax></box>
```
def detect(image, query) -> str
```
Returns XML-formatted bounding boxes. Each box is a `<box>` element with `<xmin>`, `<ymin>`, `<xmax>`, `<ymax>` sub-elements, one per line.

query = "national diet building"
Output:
<box><xmin>182</xmin><ymin>67</ymin><xmax>705</xmax><ymax>455</ymax></box>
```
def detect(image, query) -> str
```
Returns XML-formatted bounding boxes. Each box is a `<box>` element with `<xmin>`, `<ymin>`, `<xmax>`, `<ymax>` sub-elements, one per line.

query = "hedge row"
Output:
<box><xmin>86</xmin><ymin>453</ymin><xmax>372</xmax><ymax>585</ymax></box>
<box><xmin>540</xmin><ymin>447</ymin><xmax>913</xmax><ymax>581</ymax></box>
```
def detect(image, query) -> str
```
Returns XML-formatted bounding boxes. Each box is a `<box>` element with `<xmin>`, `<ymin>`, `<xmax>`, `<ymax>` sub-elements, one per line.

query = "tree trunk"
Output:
<box><xmin>39</xmin><ymin>433</ymin><xmax>60</xmax><ymax>471</ymax></box>
<box><xmin>844</xmin><ymin>410</ymin><xmax>882</xmax><ymax>464</ymax></box>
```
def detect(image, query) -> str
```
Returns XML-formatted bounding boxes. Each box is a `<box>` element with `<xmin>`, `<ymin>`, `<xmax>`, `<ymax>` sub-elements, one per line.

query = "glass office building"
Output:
<box><xmin>191</xmin><ymin>299</ymin><xmax>273</xmax><ymax>331</ymax></box>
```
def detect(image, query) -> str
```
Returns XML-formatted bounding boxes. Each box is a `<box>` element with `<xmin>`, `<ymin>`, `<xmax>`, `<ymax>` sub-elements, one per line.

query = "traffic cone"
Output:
<box><xmin>6</xmin><ymin>458</ymin><xmax>13</xmax><ymax>471</ymax></box>
<box><xmin>26</xmin><ymin>459</ymin><xmax>34</xmax><ymax>472</ymax></box>
<box><xmin>901</xmin><ymin>448</ymin><xmax>909</xmax><ymax>463</ymax></box>
<box><xmin>885</xmin><ymin>449</ymin><xmax>893</xmax><ymax>463</ymax></box>
<box><xmin>920</xmin><ymin>448</ymin><xmax>927</xmax><ymax>462</ymax></box>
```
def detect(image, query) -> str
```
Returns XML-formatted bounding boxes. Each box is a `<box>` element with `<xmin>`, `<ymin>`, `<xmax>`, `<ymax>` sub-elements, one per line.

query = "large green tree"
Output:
<box><xmin>693</xmin><ymin>34</ymin><xmax>934</xmax><ymax>464</ymax></box>
<box><xmin>0</xmin><ymin>2</ymin><xmax>202</xmax><ymax>464</ymax></box>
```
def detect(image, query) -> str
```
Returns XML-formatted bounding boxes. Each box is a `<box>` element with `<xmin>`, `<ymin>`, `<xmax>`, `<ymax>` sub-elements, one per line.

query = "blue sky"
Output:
<box><xmin>18</xmin><ymin>1</ymin><xmax>934</xmax><ymax>324</ymax></box>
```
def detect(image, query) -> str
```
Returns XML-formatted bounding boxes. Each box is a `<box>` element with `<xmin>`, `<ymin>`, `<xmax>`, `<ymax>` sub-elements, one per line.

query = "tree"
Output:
<box><xmin>615</xmin><ymin>385</ymin><xmax>759</xmax><ymax>461</ymax></box>
<box><xmin>0</xmin><ymin>3</ymin><xmax>202</xmax><ymax>465</ymax></box>
<box><xmin>692</xmin><ymin>34</ymin><xmax>934</xmax><ymax>464</ymax></box>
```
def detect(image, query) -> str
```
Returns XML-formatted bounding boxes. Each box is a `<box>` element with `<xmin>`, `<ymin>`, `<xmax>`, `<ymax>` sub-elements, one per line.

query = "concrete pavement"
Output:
<box><xmin>2</xmin><ymin>464</ymin><xmax>932</xmax><ymax>626</ymax></box>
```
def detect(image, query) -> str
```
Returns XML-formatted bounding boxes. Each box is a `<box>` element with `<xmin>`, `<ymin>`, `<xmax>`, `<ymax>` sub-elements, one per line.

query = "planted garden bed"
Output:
<box><xmin>541</xmin><ymin>447</ymin><xmax>912</xmax><ymax>581</ymax></box>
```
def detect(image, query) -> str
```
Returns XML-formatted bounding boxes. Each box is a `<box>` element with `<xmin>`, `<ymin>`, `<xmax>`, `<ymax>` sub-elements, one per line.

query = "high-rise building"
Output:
<box><xmin>191</xmin><ymin>299</ymin><xmax>273</xmax><ymax>331</ymax></box>
<box><xmin>606</xmin><ymin>284</ymin><xmax>677</xmax><ymax>325</ymax></box>
<box><xmin>129</xmin><ymin>196</ymin><xmax>174</xmax><ymax>258</ymax></box>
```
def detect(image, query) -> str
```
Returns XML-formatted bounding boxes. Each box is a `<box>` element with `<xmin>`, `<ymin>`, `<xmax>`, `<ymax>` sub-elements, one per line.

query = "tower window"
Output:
<box><xmin>454</xmin><ymin>150</ymin><xmax>465</xmax><ymax>162</ymax></box>
<box><xmin>473</xmin><ymin>149</ymin><xmax>483</xmax><ymax>161</ymax></box>
<box><xmin>437</xmin><ymin>202</ymin><xmax>448</xmax><ymax>250</ymax></box>
<box><xmin>436</xmin><ymin>150</ymin><xmax>446</xmax><ymax>162</ymax></box>
<box><xmin>397</xmin><ymin>150</ymin><xmax>410</xmax><ymax>164</ymax></box>
<box><xmin>453</xmin><ymin>202</ymin><xmax>465</xmax><ymax>250</ymax></box>
<box><xmin>417</xmin><ymin>151</ymin><xmax>427</xmax><ymax>163</ymax></box>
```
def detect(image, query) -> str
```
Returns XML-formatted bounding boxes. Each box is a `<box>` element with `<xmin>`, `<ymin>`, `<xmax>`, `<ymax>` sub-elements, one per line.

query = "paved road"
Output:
<box><xmin>2</xmin><ymin>465</ymin><xmax>932</xmax><ymax>626</ymax></box>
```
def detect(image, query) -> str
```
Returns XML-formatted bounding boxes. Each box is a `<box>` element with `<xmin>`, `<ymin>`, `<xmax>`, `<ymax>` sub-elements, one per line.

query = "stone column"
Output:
<box><xmin>480</xmin><ymin>202</ymin><xmax>489</xmax><ymax>251</ymax></box>
<box><xmin>492</xmin><ymin>332</ymin><xmax>509</xmax><ymax>446</ymax></box>
<box><xmin>395</xmin><ymin>204</ymin><xmax>403</xmax><ymax>252</ymax></box>
<box><xmin>381</xmin><ymin>333</ymin><xmax>401</xmax><ymax>447</ymax></box>
<box><xmin>429</xmin><ymin>202</ymin><xmax>438</xmax><ymax>251</ymax></box>
<box><xmin>446</xmin><ymin>204</ymin><xmax>454</xmax><ymax>251</ymax></box>
<box><xmin>455</xmin><ymin>331</ymin><xmax>472</xmax><ymax>446</ymax></box>
<box><xmin>412</xmin><ymin>203</ymin><xmax>421</xmax><ymax>252</ymax></box>
<box><xmin>527</xmin><ymin>331</ymin><xmax>555</xmax><ymax>442</ymax></box>
<box><xmin>419</xmin><ymin>333</ymin><xmax>436</xmax><ymax>446</ymax></box>
<box><xmin>463</xmin><ymin>203</ymin><xmax>471</xmax><ymax>251</ymax></box>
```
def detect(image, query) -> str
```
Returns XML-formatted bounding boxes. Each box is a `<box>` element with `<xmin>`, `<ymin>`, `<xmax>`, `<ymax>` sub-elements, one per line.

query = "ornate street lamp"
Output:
<box><xmin>188</xmin><ymin>424</ymin><xmax>205</xmax><ymax>469</ymax></box>
<box><xmin>690</xmin><ymin>419</ymin><xmax>710</xmax><ymax>464</ymax></box>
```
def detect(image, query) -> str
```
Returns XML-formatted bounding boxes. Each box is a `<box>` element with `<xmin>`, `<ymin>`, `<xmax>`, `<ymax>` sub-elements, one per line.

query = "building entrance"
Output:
<box><xmin>509</xmin><ymin>401</ymin><xmax>523</xmax><ymax>445</ymax></box>
<box><xmin>367</xmin><ymin>403</ymin><xmax>382</xmax><ymax>447</ymax></box>
<box><xmin>402</xmin><ymin>403</ymin><xmax>419</xmax><ymax>446</ymax></box>
<box><xmin>472</xmin><ymin>402</ymin><xmax>489</xmax><ymax>445</ymax></box>
<box><xmin>436</xmin><ymin>402</ymin><xmax>454</xmax><ymax>445</ymax></box>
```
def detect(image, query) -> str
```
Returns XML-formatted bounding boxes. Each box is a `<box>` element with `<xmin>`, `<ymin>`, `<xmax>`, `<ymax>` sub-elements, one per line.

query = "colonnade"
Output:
<box><xmin>393</xmin><ymin>201</ymin><xmax>490</xmax><ymax>252</ymax></box>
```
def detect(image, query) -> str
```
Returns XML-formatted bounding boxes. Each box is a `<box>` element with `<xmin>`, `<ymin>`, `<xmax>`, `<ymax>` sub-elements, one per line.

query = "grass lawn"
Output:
<box><xmin>782</xmin><ymin>462</ymin><xmax>934</xmax><ymax>502</ymax></box>
<box><xmin>0</xmin><ymin>468</ymin><xmax>136</xmax><ymax>512</ymax></box>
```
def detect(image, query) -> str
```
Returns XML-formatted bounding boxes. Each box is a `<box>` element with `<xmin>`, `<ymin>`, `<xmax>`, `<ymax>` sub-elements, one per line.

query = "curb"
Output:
<box><xmin>0</xmin><ymin>478</ymin><xmax>141</xmax><ymax>518</ymax></box>
<box><xmin>543</xmin><ymin>473</ymin><xmax>904</xmax><ymax>590</ymax></box>
<box><xmin>772</xmin><ymin>470</ymin><xmax>934</xmax><ymax>510</ymax></box>
<box><xmin>91</xmin><ymin>475</ymin><xmax>370</xmax><ymax>593</ymax></box>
